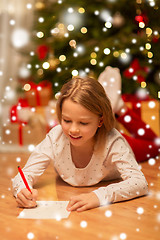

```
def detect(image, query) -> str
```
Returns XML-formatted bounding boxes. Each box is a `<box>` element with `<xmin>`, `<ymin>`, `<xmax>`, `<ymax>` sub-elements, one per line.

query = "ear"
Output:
<box><xmin>98</xmin><ymin>116</ymin><xmax>103</xmax><ymax>128</ymax></box>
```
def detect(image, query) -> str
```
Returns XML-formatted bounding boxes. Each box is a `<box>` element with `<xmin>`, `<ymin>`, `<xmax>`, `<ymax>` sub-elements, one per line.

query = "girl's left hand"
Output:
<box><xmin>67</xmin><ymin>192</ymin><xmax>100</xmax><ymax>212</ymax></box>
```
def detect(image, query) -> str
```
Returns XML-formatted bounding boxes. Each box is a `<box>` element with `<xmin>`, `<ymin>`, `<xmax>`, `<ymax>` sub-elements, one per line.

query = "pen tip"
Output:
<box><xmin>18</xmin><ymin>166</ymin><xmax>20</xmax><ymax>168</ymax></box>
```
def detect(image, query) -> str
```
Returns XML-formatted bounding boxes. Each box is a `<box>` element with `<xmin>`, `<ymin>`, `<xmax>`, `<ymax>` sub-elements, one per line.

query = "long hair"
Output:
<box><xmin>56</xmin><ymin>77</ymin><xmax>115</xmax><ymax>148</ymax></box>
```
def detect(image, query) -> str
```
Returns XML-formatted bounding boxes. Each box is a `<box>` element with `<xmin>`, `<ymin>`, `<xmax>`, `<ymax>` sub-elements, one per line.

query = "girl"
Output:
<box><xmin>12</xmin><ymin>76</ymin><xmax>148</xmax><ymax>212</ymax></box>
<box><xmin>98</xmin><ymin>66</ymin><xmax>160</xmax><ymax>163</ymax></box>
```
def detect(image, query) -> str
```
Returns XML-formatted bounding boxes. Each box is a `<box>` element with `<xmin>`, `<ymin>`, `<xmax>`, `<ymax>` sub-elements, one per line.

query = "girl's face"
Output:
<box><xmin>61</xmin><ymin>98</ymin><xmax>100</xmax><ymax>149</ymax></box>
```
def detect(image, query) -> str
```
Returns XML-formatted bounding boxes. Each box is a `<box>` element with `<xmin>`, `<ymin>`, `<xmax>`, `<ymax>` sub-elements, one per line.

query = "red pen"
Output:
<box><xmin>18</xmin><ymin>166</ymin><xmax>32</xmax><ymax>193</ymax></box>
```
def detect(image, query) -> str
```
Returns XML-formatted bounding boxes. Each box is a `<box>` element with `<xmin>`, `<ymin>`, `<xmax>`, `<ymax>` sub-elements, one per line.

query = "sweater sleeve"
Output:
<box><xmin>12</xmin><ymin>132</ymin><xmax>54</xmax><ymax>197</ymax></box>
<box><xmin>93</xmin><ymin>137</ymin><xmax>148</xmax><ymax>206</ymax></box>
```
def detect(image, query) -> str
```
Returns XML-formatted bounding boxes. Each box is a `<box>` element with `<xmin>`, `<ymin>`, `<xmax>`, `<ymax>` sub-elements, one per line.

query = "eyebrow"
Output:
<box><xmin>62</xmin><ymin>114</ymin><xmax>92</xmax><ymax>120</ymax></box>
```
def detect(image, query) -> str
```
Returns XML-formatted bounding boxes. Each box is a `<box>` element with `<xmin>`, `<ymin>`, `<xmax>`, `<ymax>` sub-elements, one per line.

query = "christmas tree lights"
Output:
<box><xmin>15</xmin><ymin>0</ymin><xmax>160</xmax><ymax>99</ymax></box>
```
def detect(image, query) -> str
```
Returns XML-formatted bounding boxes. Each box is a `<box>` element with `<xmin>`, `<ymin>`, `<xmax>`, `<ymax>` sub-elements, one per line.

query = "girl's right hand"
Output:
<box><xmin>16</xmin><ymin>188</ymin><xmax>38</xmax><ymax>208</ymax></box>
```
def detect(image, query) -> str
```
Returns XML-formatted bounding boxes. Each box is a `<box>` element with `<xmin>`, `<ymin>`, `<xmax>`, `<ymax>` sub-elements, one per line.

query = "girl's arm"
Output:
<box><xmin>12</xmin><ymin>133</ymin><xmax>54</xmax><ymax>198</ymax></box>
<box><xmin>67</xmin><ymin>138</ymin><xmax>148</xmax><ymax>211</ymax></box>
<box><xmin>93</xmin><ymin>138</ymin><xmax>149</xmax><ymax>206</ymax></box>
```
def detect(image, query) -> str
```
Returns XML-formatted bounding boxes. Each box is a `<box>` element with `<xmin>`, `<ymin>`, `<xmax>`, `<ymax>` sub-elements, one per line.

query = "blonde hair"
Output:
<box><xmin>56</xmin><ymin>77</ymin><xmax>115</xmax><ymax>147</ymax></box>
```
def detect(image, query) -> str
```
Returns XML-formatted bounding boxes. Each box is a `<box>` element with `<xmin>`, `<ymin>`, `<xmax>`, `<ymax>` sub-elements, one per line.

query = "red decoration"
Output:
<box><xmin>152</xmin><ymin>36</ymin><xmax>159</xmax><ymax>43</ymax></box>
<box><xmin>18</xmin><ymin>124</ymin><xmax>24</xmax><ymax>146</ymax></box>
<box><xmin>122</xmin><ymin>93</ymin><xmax>151</xmax><ymax>116</ymax></box>
<box><xmin>135</xmin><ymin>13</ymin><xmax>148</xmax><ymax>25</ymax></box>
<box><xmin>123</xmin><ymin>59</ymin><xmax>149</xmax><ymax>83</ymax></box>
<box><xmin>37</xmin><ymin>45</ymin><xmax>49</xmax><ymax>60</ymax></box>
<box><xmin>135</xmin><ymin>15</ymin><xmax>143</xmax><ymax>23</ymax></box>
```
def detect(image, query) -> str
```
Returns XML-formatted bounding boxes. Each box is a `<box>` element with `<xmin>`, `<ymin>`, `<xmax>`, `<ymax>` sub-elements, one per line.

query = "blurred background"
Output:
<box><xmin>0</xmin><ymin>0</ymin><xmax>159</xmax><ymax>152</ymax></box>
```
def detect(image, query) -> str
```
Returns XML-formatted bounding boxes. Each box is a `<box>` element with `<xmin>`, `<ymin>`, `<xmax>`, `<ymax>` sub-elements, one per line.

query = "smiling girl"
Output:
<box><xmin>12</xmin><ymin>76</ymin><xmax>148</xmax><ymax>211</ymax></box>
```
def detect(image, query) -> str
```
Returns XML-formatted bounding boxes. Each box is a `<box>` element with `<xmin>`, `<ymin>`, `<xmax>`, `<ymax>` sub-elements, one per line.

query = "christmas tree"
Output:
<box><xmin>18</xmin><ymin>0</ymin><xmax>160</xmax><ymax>99</ymax></box>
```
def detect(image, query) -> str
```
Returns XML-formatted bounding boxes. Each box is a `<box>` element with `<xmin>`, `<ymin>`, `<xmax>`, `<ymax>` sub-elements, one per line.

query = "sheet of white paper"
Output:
<box><xmin>17</xmin><ymin>201</ymin><xmax>70</xmax><ymax>219</ymax></box>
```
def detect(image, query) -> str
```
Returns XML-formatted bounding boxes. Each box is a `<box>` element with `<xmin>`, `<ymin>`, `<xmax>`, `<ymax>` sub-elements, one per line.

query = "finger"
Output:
<box><xmin>16</xmin><ymin>198</ymin><xmax>27</xmax><ymax>208</ymax></box>
<box><xmin>16</xmin><ymin>197</ymin><xmax>37</xmax><ymax>208</ymax></box>
<box><xmin>68</xmin><ymin>201</ymin><xmax>85</xmax><ymax>211</ymax></box>
<box><xmin>31</xmin><ymin>189</ymin><xmax>38</xmax><ymax>201</ymax></box>
<box><xmin>21</xmin><ymin>188</ymin><xmax>33</xmax><ymax>200</ymax></box>
<box><xmin>17</xmin><ymin>191</ymin><xmax>36</xmax><ymax>208</ymax></box>
<box><xmin>76</xmin><ymin>204</ymin><xmax>89</xmax><ymax>212</ymax></box>
<box><xmin>17</xmin><ymin>191</ymin><xmax>29</xmax><ymax>205</ymax></box>
<box><xmin>16</xmin><ymin>196</ymin><xmax>37</xmax><ymax>208</ymax></box>
<box><xmin>67</xmin><ymin>197</ymin><xmax>79</xmax><ymax>209</ymax></box>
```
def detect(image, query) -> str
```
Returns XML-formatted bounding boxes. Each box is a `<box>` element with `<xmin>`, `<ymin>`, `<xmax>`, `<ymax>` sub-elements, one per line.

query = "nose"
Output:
<box><xmin>69</xmin><ymin>123</ymin><xmax>80</xmax><ymax>135</ymax></box>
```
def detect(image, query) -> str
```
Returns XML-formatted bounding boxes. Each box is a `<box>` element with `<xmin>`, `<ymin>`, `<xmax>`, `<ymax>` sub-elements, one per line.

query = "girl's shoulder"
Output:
<box><xmin>107</xmin><ymin>128</ymin><xmax>123</xmax><ymax>140</ymax></box>
<box><xmin>48</xmin><ymin>124</ymin><xmax>63</xmax><ymax>135</ymax></box>
<box><xmin>46</xmin><ymin>124</ymin><xmax>69</xmax><ymax>156</ymax></box>
<box><xmin>104</xmin><ymin>128</ymin><xmax>128</xmax><ymax>148</ymax></box>
<box><xmin>47</xmin><ymin>124</ymin><xmax>66</xmax><ymax>143</ymax></box>
<box><xmin>105</xmin><ymin>128</ymin><xmax>133</xmax><ymax>152</ymax></box>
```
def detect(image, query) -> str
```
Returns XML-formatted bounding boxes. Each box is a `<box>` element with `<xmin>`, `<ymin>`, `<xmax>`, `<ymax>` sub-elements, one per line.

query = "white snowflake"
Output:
<box><xmin>105</xmin><ymin>210</ymin><xmax>112</xmax><ymax>217</ymax></box>
<box><xmin>27</xmin><ymin>232</ymin><xmax>34</xmax><ymax>239</ymax></box>
<box><xmin>136</xmin><ymin>207</ymin><xmax>144</xmax><ymax>215</ymax></box>
<box><xmin>80</xmin><ymin>220</ymin><xmax>87</xmax><ymax>228</ymax></box>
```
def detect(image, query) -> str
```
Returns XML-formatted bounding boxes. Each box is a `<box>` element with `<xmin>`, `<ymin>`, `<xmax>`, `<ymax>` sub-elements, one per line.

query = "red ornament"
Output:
<box><xmin>135</xmin><ymin>13</ymin><xmax>148</xmax><ymax>25</ymax></box>
<box><xmin>152</xmin><ymin>36</ymin><xmax>159</xmax><ymax>43</ymax></box>
<box><xmin>135</xmin><ymin>15</ymin><xmax>143</xmax><ymax>23</ymax></box>
<box><xmin>37</xmin><ymin>45</ymin><xmax>49</xmax><ymax>60</ymax></box>
<box><xmin>123</xmin><ymin>59</ymin><xmax>149</xmax><ymax>83</ymax></box>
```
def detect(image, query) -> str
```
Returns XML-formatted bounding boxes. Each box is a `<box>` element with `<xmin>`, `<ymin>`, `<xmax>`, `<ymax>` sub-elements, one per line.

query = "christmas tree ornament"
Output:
<box><xmin>46</xmin><ymin>51</ymin><xmax>60</xmax><ymax>70</ymax></box>
<box><xmin>112</xmin><ymin>12</ymin><xmax>125</xmax><ymax>27</ymax></box>
<box><xmin>37</xmin><ymin>45</ymin><xmax>49</xmax><ymax>60</ymax></box>
<box><xmin>69</xmin><ymin>40</ymin><xmax>76</xmax><ymax>48</ymax></box>
<box><xmin>51</xmin><ymin>23</ymin><xmax>67</xmax><ymax>38</ymax></box>
<box><xmin>135</xmin><ymin>13</ymin><xmax>148</xmax><ymax>27</ymax></box>
<box><xmin>35</xmin><ymin>1</ymin><xmax>45</xmax><ymax>10</ymax></box>
<box><xmin>123</xmin><ymin>59</ymin><xmax>149</xmax><ymax>83</ymax></box>
<box><xmin>37</xmin><ymin>69</ymin><xmax>44</xmax><ymax>77</ymax></box>
<box><xmin>48</xmin><ymin>57</ymin><xmax>60</xmax><ymax>70</ymax></box>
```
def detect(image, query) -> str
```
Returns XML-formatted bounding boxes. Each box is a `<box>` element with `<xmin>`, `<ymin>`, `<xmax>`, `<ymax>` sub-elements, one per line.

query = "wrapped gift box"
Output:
<box><xmin>141</xmin><ymin>100</ymin><xmax>159</xmax><ymax>136</ymax></box>
<box><xmin>35</xmin><ymin>100</ymin><xmax>58</xmax><ymax>130</ymax></box>
<box><xmin>15</xmin><ymin>100</ymin><xmax>58</xmax><ymax>131</ymax></box>
<box><xmin>10</xmin><ymin>98</ymin><xmax>30</xmax><ymax>124</ymax></box>
<box><xmin>1</xmin><ymin>100</ymin><xmax>58</xmax><ymax>151</ymax></box>
<box><xmin>25</xmin><ymin>81</ymin><xmax>53</xmax><ymax>107</ymax></box>
<box><xmin>2</xmin><ymin>122</ymin><xmax>47</xmax><ymax>146</ymax></box>
<box><xmin>118</xmin><ymin>94</ymin><xmax>159</xmax><ymax>136</ymax></box>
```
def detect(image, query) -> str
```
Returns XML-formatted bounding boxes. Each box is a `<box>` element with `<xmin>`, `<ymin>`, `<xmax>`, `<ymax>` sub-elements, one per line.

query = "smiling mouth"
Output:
<box><xmin>69</xmin><ymin>135</ymin><xmax>82</xmax><ymax>140</ymax></box>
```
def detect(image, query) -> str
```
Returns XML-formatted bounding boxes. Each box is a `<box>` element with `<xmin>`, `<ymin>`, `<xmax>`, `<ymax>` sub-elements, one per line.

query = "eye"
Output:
<box><xmin>63</xmin><ymin>119</ymin><xmax>71</xmax><ymax>123</ymax></box>
<box><xmin>80</xmin><ymin>122</ymin><xmax>88</xmax><ymax>125</ymax></box>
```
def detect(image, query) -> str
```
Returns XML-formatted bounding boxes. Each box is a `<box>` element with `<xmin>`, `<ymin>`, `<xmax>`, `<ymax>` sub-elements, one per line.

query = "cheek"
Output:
<box><xmin>84</xmin><ymin>125</ymin><xmax>98</xmax><ymax>136</ymax></box>
<box><xmin>61</xmin><ymin>122</ymin><xmax>68</xmax><ymax>133</ymax></box>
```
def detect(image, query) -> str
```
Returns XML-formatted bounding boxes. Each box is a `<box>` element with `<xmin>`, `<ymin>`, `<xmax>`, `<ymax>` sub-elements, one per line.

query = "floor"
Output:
<box><xmin>0</xmin><ymin>152</ymin><xmax>160</xmax><ymax>240</ymax></box>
